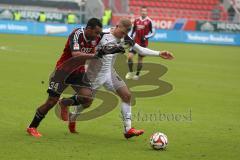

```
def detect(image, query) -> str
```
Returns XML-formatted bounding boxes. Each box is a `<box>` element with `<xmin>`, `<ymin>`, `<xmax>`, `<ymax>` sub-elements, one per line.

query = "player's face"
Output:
<box><xmin>141</xmin><ymin>8</ymin><xmax>147</xmax><ymax>18</ymax></box>
<box><xmin>114</xmin><ymin>25</ymin><xmax>130</xmax><ymax>39</ymax></box>
<box><xmin>86</xmin><ymin>26</ymin><xmax>102</xmax><ymax>40</ymax></box>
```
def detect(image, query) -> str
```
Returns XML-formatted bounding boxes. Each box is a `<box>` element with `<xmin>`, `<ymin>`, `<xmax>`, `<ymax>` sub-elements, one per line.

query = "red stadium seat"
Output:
<box><xmin>127</xmin><ymin>0</ymin><xmax>228</xmax><ymax>22</ymax></box>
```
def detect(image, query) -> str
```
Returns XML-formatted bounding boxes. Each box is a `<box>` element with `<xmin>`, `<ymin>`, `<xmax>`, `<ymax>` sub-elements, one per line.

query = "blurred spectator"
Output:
<box><xmin>13</xmin><ymin>10</ymin><xmax>21</xmax><ymax>21</ymax></box>
<box><xmin>236</xmin><ymin>0</ymin><xmax>240</xmax><ymax>10</ymax></box>
<box><xmin>102</xmin><ymin>7</ymin><xmax>112</xmax><ymax>25</ymax></box>
<box><xmin>67</xmin><ymin>12</ymin><xmax>77</xmax><ymax>24</ymax></box>
<box><xmin>38</xmin><ymin>11</ymin><xmax>46</xmax><ymax>22</ymax></box>
<box><xmin>211</xmin><ymin>4</ymin><xmax>222</xmax><ymax>21</ymax></box>
<box><xmin>228</xmin><ymin>4</ymin><xmax>236</xmax><ymax>21</ymax></box>
<box><xmin>233</xmin><ymin>0</ymin><xmax>240</xmax><ymax>13</ymax></box>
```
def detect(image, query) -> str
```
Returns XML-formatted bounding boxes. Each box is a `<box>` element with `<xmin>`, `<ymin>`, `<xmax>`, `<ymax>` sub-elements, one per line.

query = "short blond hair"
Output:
<box><xmin>118</xmin><ymin>18</ymin><xmax>132</xmax><ymax>32</ymax></box>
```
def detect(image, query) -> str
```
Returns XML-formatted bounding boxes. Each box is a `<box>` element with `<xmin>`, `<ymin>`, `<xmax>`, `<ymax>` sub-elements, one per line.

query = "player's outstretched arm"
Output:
<box><xmin>132</xmin><ymin>43</ymin><xmax>174</xmax><ymax>60</ymax></box>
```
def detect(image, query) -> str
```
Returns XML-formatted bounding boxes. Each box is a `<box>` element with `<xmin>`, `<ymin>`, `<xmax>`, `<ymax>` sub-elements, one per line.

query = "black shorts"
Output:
<box><xmin>47</xmin><ymin>71</ymin><xmax>91</xmax><ymax>97</ymax></box>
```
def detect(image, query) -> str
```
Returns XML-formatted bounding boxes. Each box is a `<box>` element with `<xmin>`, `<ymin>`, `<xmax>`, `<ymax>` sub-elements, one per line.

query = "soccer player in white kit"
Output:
<box><xmin>59</xmin><ymin>18</ymin><xmax>174</xmax><ymax>139</ymax></box>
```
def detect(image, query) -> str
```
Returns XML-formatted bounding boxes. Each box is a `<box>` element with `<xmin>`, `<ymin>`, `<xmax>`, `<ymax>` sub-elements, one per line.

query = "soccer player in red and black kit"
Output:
<box><xmin>125</xmin><ymin>6</ymin><xmax>155</xmax><ymax>80</ymax></box>
<box><xmin>27</xmin><ymin>18</ymin><xmax>104</xmax><ymax>137</ymax></box>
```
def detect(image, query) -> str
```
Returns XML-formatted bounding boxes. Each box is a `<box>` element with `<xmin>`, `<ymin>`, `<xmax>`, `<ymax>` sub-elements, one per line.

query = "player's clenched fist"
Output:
<box><xmin>159</xmin><ymin>51</ymin><xmax>174</xmax><ymax>60</ymax></box>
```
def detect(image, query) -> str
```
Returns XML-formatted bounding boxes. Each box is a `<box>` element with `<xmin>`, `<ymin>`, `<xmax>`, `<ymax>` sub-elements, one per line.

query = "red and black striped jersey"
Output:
<box><xmin>56</xmin><ymin>28</ymin><xmax>101</xmax><ymax>73</ymax></box>
<box><xmin>131</xmin><ymin>16</ymin><xmax>154</xmax><ymax>47</ymax></box>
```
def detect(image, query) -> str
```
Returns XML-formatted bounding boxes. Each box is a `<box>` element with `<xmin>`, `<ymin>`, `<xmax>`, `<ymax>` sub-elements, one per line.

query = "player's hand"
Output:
<box><xmin>141</xmin><ymin>37</ymin><xmax>146</xmax><ymax>44</ymax></box>
<box><xmin>159</xmin><ymin>51</ymin><xmax>174</xmax><ymax>60</ymax></box>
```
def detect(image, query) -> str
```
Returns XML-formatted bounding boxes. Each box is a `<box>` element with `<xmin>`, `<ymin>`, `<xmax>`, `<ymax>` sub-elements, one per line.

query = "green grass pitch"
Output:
<box><xmin>0</xmin><ymin>34</ymin><xmax>240</xmax><ymax>160</ymax></box>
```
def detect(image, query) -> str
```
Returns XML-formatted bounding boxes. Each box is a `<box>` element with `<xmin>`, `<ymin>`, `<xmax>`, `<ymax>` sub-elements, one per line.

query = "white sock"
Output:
<box><xmin>69</xmin><ymin>104</ymin><xmax>84</xmax><ymax>122</ymax></box>
<box><xmin>121</xmin><ymin>102</ymin><xmax>132</xmax><ymax>132</ymax></box>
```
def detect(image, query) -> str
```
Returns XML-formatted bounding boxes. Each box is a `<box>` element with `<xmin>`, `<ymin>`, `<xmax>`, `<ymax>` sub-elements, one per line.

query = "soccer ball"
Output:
<box><xmin>150</xmin><ymin>132</ymin><xmax>168</xmax><ymax>150</ymax></box>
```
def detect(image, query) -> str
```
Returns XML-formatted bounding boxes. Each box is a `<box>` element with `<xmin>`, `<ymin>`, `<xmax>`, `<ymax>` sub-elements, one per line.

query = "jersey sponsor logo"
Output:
<box><xmin>73</xmin><ymin>43</ymin><xmax>80</xmax><ymax>50</ymax></box>
<box><xmin>137</xmin><ymin>25</ymin><xmax>145</xmax><ymax>30</ymax></box>
<box><xmin>80</xmin><ymin>47</ymin><xmax>92</xmax><ymax>53</ymax></box>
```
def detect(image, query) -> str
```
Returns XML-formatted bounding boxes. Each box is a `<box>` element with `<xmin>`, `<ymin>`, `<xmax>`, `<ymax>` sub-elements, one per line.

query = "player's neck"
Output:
<box><xmin>112</xmin><ymin>28</ymin><xmax>121</xmax><ymax>40</ymax></box>
<box><xmin>83</xmin><ymin>29</ymin><xmax>91</xmax><ymax>42</ymax></box>
<box><xmin>141</xmin><ymin>16</ymin><xmax>147</xmax><ymax>20</ymax></box>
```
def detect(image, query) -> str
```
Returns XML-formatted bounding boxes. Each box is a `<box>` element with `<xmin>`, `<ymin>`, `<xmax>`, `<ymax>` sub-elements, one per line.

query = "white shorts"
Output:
<box><xmin>91</xmin><ymin>70</ymin><xmax>126</xmax><ymax>92</ymax></box>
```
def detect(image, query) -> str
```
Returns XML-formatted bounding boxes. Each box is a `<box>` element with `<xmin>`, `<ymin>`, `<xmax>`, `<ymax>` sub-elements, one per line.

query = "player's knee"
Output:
<box><xmin>128</xmin><ymin>58</ymin><xmax>133</xmax><ymax>63</ymax></box>
<box><xmin>82</xmin><ymin>97</ymin><xmax>93</xmax><ymax>108</ymax></box>
<box><xmin>121</xmin><ymin>92</ymin><xmax>131</xmax><ymax>103</ymax></box>
<box><xmin>76</xmin><ymin>96</ymin><xmax>93</xmax><ymax>108</ymax></box>
<box><xmin>46</xmin><ymin>97</ymin><xmax>59</xmax><ymax>107</ymax></box>
<box><xmin>128</xmin><ymin>54</ymin><xmax>134</xmax><ymax>60</ymax></box>
<box><xmin>39</xmin><ymin>97</ymin><xmax>59</xmax><ymax>114</ymax></box>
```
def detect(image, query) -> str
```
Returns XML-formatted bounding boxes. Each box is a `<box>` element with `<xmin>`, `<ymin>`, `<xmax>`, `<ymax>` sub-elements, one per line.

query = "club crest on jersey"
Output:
<box><xmin>73</xmin><ymin>43</ymin><xmax>79</xmax><ymax>50</ymax></box>
<box><xmin>91</xmin><ymin>40</ymin><xmax>96</xmax><ymax>46</ymax></box>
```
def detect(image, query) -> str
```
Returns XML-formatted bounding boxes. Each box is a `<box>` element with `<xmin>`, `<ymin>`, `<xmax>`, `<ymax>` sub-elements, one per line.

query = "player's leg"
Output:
<box><xmin>125</xmin><ymin>49</ymin><xmax>135</xmax><ymax>80</ymax></box>
<box><xmin>133</xmin><ymin>54</ymin><xmax>144</xmax><ymax>80</ymax></box>
<box><xmin>128</xmin><ymin>51</ymin><xmax>134</xmax><ymax>73</ymax></box>
<box><xmin>69</xmin><ymin>87</ymin><xmax>93</xmax><ymax>133</ymax></box>
<box><xmin>27</xmin><ymin>72</ymin><xmax>68</xmax><ymax>137</ymax></box>
<box><xmin>107</xmin><ymin>72</ymin><xmax>144</xmax><ymax>138</ymax></box>
<box><xmin>115</xmin><ymin>85</ymin><xmax>132</xmax><ymax>131</ymax></box>
<box><xmin>59</xmin><ymin>73</ymin><xmax>94</xmax><ymax>133</ymax></box>
<box><xmin>27</xmin><ymin>95</ymin><xmax>59</xmax><ymax>133</ymax></box>
<box><xmin>59</xmin><ymin>93</ymin><xmax>82</xmax><ymax>121</ymax></box>
<box><xmin>116</xmin><ymin>86</ymin><xmax>144</xmax><ymax>139</ymax></box>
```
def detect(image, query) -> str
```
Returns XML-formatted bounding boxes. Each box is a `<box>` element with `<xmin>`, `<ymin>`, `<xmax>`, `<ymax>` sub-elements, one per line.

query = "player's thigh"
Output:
<box><xmin>72</xmin><ymin>85</ymin><xmax>93</xmax><ymax>98</ymax></box>
<box><xmin>47</xmin><ymin>71</ymin><xmax>69</xmax><ymax>97</ymax></box>
<box><xmin>105</xmin><ymin>72</ymin><xmax>127</xmax><ymax>93</ymax></box>
<box><xmin>66</xmin><ymin>72</ymin><xmax>93</xmax><ymax>98</ymax></box>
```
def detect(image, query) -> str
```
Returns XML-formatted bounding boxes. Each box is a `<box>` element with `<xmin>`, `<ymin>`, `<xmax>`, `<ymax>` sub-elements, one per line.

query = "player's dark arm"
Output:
<box><xmin>145</xmin><ymin>21</ymin><xmax>155</xmax><ymax>39</ymax></box>
<box><xmin>130</xmin><ymin>20</ymin><xmax>136</xmax><ymax>38</ymax></box>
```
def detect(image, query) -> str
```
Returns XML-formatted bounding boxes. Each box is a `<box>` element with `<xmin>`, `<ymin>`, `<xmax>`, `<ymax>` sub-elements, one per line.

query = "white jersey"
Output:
<box><xmin>86</xmin><ymin>28</ymin><xmax>159</xmax><ymax>91</ymax></box>
<box><xmin>86</xmin><ymin>30</ymin><xmax>126</xmax><ymax>91</ymax></box>
<box><xmin>97</xmin><ymin>32</ymin><xmax>121</xmax><ymax>74</ymax></box>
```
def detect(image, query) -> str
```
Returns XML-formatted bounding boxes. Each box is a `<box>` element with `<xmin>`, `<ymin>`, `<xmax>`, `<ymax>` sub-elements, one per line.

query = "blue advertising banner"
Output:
<box><xmin>1</xmin><ymin>20</ymin><xmax>240</xmax><ymax>46</ymax></box>
<box><xmin>151</xmin><ymin>30</ymin><xmax>240</xmax><ymax>46</ymax></box>
<box><xmin>0</xmin><ymin>20</ymin><xmax>80</xmax><ymax>36</ymax></box>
